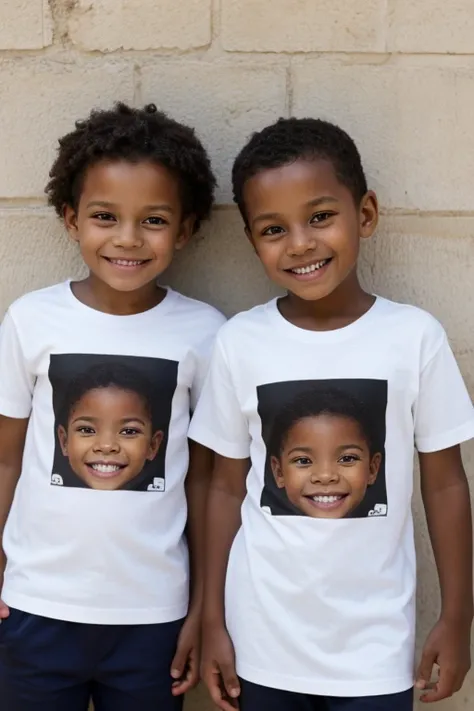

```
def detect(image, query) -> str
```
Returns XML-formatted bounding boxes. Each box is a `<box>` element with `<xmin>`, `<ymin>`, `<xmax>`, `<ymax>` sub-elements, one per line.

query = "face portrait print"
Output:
<box><xmin>258</xmin><ymin>380</ymin><xmax>387</xmax><ymax>519</ymax></box>
<box><xmin>49</xmin><ymin>355</ymin><xmax>178</xmax><ymax>492</ymax></box>
<box><xmin>57</xmin><ymin>377</ymin><xmax>163</xmax><ymax>491</ymax></box>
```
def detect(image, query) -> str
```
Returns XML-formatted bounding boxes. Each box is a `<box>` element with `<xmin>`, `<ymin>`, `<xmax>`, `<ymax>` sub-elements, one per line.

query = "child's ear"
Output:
<box><xmin>147</xmin><ymin>430</ymin><xmax>164</xmax><ymax>461</ymax></box>
<box><xmin>270</xmin><ymin>455</ymin><xmax>285</xmax><ymax>489</ymax></box>
<box><xmin>359</xmin><ymin>190</ymin><xmax>378</xmax><ymax>241</ymax></box>
<box><xmin>57</xmin><ymin>425</ymin><xmax>68</xmax><ymax>456</ymax></box>
<box><xmin>368</xmin><ymin>452</ymin><xmax>382</xmax><ymax>485</ymax></box>
<box><xmin>64</xmin><ymin>205</ymin><xmax>79</xmax><ymax>242</ymax></box>
<box><xmin>175</xmin><ymin>215</ymin><xmax>195</xmax><ymax>251</ymax></box>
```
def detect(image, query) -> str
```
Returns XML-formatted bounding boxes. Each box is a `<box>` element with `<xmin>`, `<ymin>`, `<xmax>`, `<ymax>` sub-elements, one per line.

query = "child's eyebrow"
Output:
<box><xmin>70</xmin><ymin>416</ymin><xmax>148</xmax><ymax>425</ymax></box>
<box><xmin>86</xmin><ymin>200</ymin><xmax>117</xmax><ymax>209</ymax></box>
<box><xmin>252</xmin><ymin>196</ymin><xmax>338</xmax><ymax>226</ymax></box>
<box><xmin>119</xmin><ymin>417</ymin><xmax>148</xmax><ymax>425</ymax></box>
<box><xmin>71</xmin><ymin>415</ymin><xmax>98</xmax><ymax>424</ymax></box>
<box><xmin>286</xmin><ymin>443</ymin><xmax>365</xmax><ymax>456</ymax></box>
<box><xmin>306</xmin><ymin>196</ymin><xmax>338</xmax><ymax>208</ymax></box>
<box><xmin>336</xmin><ymin>444</ymin><xmax>365</xmax><ymax>452</ymax></box>
<box><xmin>252</xmin><ymin>211</ymin><xmax>281</xmax><ymax>226</ymax></box>
<box><xmin>287</xmin><ymin>446</ymin><xmax>313</xmax><ymax>455</ymax></box>
<box><xmin>143</xmin><ymin>204</ymin><xmax>175</xmax><ymax>214</ymax></box>
<box><xmin>86</xmin><ymin>200</ymin><xmax>174</xmax><ymax>214</ymax></box>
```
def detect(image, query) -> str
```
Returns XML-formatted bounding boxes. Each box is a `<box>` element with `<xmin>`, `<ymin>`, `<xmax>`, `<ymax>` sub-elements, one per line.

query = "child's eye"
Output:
<box><xmin>310</xmin><ymin>212</ymin><xmax>334</xmax><ymax>224</ymax></box>
<box><xmin>293</xmin><ymin>456</ymin><xmax>312</xmax><ymax>466</ymax></box>
<box><xmin>76</xmin><ymin>426</ymin><xmax>95</xmax><ymax>435</ymax></box>
<box><xmin>92</xmin><ymin>212</ymin><xmax>116</xmax><ymax>222</ymax></box>
<box><xmin>144</xmin><ymin>216</ymin><xmax>167</xmax><ymax>226</ymax></box>
<box><xmin>120</xmin><ymin>427</ymin><xmax>142</xmax><ymax>436</ymax></box>
<box><xmin>261</xmin><ymin>225</ymin><xmax>284</xmax><ymax>237</ymax></box>
<box><xmin>339</xmin><ymin>454</ymin><xmax>361</xmax><ymax>464</ymax></box>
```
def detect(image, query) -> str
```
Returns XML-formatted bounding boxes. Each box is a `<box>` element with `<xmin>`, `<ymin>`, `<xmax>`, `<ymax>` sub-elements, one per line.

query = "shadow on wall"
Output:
<box><xmin>165</xmin><ymin>209</ymin><xmax>282</xmax><ymax>316</ymax></box>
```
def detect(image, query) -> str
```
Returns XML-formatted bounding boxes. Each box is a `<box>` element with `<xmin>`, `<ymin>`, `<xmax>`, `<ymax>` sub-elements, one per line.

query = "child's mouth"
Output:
<box><xmin>103</xmin><ymin>257</ymin><xmax>151</xmax><ymax>269</ymax></box>
<box><xmin>305</xmin><ymin>493</ymin><xmax>348</xmax><ymax>510</ymax></box>
<box><xmin>286</xmin><ymin>258</ymin><xmax>332</xmax><ymax>280</ymax></box>
<box><xmin>86</xmin><ymin>462</ymin><xmax>126</xmax><ymax>478</ymax></box>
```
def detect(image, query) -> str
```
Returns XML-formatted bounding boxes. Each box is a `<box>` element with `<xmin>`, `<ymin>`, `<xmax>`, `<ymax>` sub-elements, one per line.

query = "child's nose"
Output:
<box><xmin>112</xmin><ymin>223</ymin><xmax>144</xmax><ymax>249</ymax></box>
<box><xmin>93</xmin><ymin>438</ymin><xmax>119</xmax><ymax>453</ymax></box>
<box><xmin>311</xmin><ymin>466</ymin><xmax>339</xmax><ymax>484</ymax></box>
<box><xmin>287</xmin><ymin>227</ymin><xmax>317</xmax><ymax>256</ymax></box>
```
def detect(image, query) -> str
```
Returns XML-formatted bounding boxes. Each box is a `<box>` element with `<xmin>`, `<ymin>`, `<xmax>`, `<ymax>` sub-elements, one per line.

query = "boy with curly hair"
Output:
<box><xmin>0</xmin><ymin>103</ymin><xmax>225</xmax><ymax>710</ymax></box>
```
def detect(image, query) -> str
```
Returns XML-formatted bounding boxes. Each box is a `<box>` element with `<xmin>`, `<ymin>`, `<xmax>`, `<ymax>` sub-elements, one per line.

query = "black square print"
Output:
<box><xmin>48</xmin><ymin>354</ymin><xmax>178</xmax><ymax>492</ymax></box>
<box><xmin>257</xmin><ymin>379</ymin><xmax>388</xmax><ymax>519</ymax></box>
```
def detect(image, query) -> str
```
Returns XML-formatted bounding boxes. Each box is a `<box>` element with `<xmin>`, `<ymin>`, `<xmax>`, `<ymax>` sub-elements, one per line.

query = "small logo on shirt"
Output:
<box><xmin>368</xmin><ymin>503</ymin><xmax>387</xmax><ymax>517</ymax></box>
<box><xmin>51</xmin><ymin>473</ymin><xmax>64</xmax><ymax>486</ymax></box>
<box><xmin>147</xmin><ymin>477</ymin><xmax>165</xmax><ymax>492</ymax></box>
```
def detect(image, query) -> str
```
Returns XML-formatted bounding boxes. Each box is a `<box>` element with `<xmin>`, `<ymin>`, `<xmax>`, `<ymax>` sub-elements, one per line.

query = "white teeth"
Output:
<box><xmin>292</xmin><ymin>260</ymin><xmax>328</xmax><ymax>275</ymax></box>
<box><xmin>312</xmin><ymin>495</ymin><xmax>343</xmax><ymax>503</ymax></box>
<box><xmin>90</xmin><ymin>464</ymin><xmax>121</xmax><ymax>473</ymax></box>
<box><xmin>110</xmin><ymin>259</ymin><xmax>144</xmax><ymax>266</ymax></box>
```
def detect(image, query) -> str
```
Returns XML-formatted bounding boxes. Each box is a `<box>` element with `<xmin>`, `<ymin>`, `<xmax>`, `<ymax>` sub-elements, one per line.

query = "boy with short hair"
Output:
<box><xmin>190</xmin><ymin>117</ymin><xmax>474</xmax><ymax>710</ymax></box>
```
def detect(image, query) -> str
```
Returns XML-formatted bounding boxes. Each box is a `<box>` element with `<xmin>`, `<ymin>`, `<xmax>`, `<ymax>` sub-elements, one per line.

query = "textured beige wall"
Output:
<box><xmin>0</xmin><ymin>2</ymin><xmax>473</xmax><ymax>709</ymax></box>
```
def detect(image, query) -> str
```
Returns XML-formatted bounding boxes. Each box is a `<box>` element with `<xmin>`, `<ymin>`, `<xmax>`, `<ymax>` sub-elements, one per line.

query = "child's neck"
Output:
<box><xmin>71</xmin><ymin>275</ymin><xmax>166</xmax><ymax>316</ymax></box>
<box><xmin>279</xmin><ymin>274</ymin><xmax>375</xmax><ymax>332</ymax></box>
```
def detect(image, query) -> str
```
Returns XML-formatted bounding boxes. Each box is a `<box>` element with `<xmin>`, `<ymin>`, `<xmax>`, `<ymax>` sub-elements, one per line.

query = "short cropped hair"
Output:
<box><xmin>232</xmin><ymin>117</ymin><xmax>368</xmax><ymax>224</ymax></box>
<box><xmin>269</xmin><ymin>387</ymin><xmax>378</xmax><ymax>458</ymax></box>
<box><xmin>58</xmin><ymin>362</ymin><xmax>154</xmax><ymax>428</ymax></box>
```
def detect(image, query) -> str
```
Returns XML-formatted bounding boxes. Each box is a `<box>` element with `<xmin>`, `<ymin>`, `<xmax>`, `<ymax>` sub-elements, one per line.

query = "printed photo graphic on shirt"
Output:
<box><xmin>257</xmin><ymin>379</ymin><xmax>388</xmax><ymax>519</ymax></box>
<box><xmin>48</xmin><ymin>354</ymin><xmax>178</xmax><ymax>492</ymax></box>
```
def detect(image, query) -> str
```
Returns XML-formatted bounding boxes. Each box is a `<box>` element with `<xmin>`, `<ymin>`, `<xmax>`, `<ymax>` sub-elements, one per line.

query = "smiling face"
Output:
<box><xmin>64</xmin><ymin>160</ymin><xmax>194</xmax><ymax>301</ymax></box>
<box><xmin>58</xmin><ymin>385</ymin><xmax>163</xmax><ymax>491</ymax></box>
<box><xmin>243</xmin><ymin>158</ymin><xmax>378</xmax><ymax>303</ymax></box>
<box><xmin>271</xmin><ymin>413</ymin><xmax>381</xmax><ymax>519</ymax></box>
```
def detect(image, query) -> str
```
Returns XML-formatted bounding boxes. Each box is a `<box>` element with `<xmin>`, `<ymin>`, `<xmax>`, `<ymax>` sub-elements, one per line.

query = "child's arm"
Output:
<box><xmin>0</xmin><ymin>414</ymin><xmax>29</xmax><ymax>618</ymax></box>
<box><xmin>170</xmin><ymin>440</ymin><xmax>214</xmax><ymax>696</ymax></box>
<box><xmin>186</xmin><ymin>328</ymin><xmax>250</xmax><ymax>707</ymax></box>
<box><xmin>201</xmin><ymin>453</ymin><xmax>248</xmax><ymax>711</ymax></box>
<box><xmin>416</xmin><ymin>445</ymin><xmax>473</xmax><ymax>703</ymax></box>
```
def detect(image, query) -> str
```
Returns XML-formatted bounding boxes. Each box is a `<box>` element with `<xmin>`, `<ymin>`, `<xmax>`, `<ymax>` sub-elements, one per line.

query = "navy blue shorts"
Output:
<box><xmin>0</xmin><ymin>608</ymin><xmax>184</xmax><ymax>711</ymax></box>
<box><xmin>239</xmin><ymin>679</ymin><xmax>413</xmax><ymax>711</ymax></box>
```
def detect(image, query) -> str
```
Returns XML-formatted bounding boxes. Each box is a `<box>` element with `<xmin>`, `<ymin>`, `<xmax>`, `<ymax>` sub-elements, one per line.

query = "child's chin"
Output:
<box><xmin>298</xmin><ymin>499</ymin><xmax>350</xmax><ymax>519</ymax></box>
<box><xmin>84</xmin><ymin>475</ymin><xmax>126</xmax><ymax>491</ymax></box>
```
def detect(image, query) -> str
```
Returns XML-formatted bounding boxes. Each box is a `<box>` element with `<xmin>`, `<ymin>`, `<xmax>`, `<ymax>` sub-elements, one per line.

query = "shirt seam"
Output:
<box><xmin>420</xmin><ymin>333</ymin><xmax>446</xmax><ymax>374</ymax></box>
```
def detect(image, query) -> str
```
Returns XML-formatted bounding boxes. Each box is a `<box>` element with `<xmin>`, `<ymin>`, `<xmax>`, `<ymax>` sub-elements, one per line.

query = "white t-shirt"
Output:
<box><xmin>189</xmin><ymin>296</ymin><xmax>474</xmax><ymax>697</ymax></box>
<box><xmin>0</xmin><ymin>281</ymin><xmax>225</xmax><ymax>625</ymax></box>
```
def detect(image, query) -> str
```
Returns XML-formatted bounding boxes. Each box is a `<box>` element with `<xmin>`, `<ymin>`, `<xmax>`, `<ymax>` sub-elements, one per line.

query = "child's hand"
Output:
<box><xmin>170</xmin><ymin>609</ymin><xmax>200</xmax><ymax>696</ymax></box>
<box><xmin>201</xmin><ymin>623</ymin><xmax>240</xmax><ymax>711</ymax></box>
<box><xmin>0</xmin><ymin>597</ymin><xmax>9</xmax><ymax>622</ymax></box>
<box><xmin>0</xmin><ymin>572</ymin><xmax>9</xmax><ymax>622</ymax></box>
<box><xmin>416</xmin><ymin>616</ymin><xmax>471</xmax><ymax>703</ymax></box>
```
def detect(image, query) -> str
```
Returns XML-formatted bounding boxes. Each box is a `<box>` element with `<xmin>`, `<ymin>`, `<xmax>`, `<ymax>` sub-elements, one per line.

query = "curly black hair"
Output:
<box><xmin>232</xmin><ymin>117</ymin><xmax>368</xmax><ymax>224</ymax></box>
<box><xmin>46</xmin><ymin>102</ymin><xmax>216</xmax><ymax>234</ymax></box>
<box><xmin>269</xmin><ymin>387</ymin><xmax>379</xmax><ymax>459</ymax></box>
<box><xmin>58</xmin><ymin>362</ymin><xmax>154</xmax><ymax>428</ymax></box>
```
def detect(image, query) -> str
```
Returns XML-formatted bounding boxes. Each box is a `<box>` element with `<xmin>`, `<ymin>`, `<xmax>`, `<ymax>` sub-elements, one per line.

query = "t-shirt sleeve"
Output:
<box><xmin>0</xmin><ymin>309</ymin><xmax>35</xmax><ymax>419</ymax></box>
<box><xmin>414</xmin><ymin>332</ymin><xmax>474</xmax><ymax>453</ymax></box>
<box><xmin>188</xmin><ymin>337</ymin><xmax>250</xmax><ymax>459</ymax></box>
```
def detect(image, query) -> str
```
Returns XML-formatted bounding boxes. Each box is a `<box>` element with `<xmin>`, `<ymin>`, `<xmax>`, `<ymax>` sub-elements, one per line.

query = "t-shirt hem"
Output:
<box><xmin>2</xmin><ymin>590</ymin><xmax>188</xmax><ymax>625</ymax></box>
<box><xmin>188</xmin><ymin>423</ymin><xmax>249</xmax><ymax>459</ymax></box>
<box><xmin>236</xmin><ymin>662</ymin><xmax>414</xmax><ymax>697</ymax></box>
<box><xmin>416</xmin><ymin>419</ymin><xmax>474</xmax><ymax>453</ymax></box>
